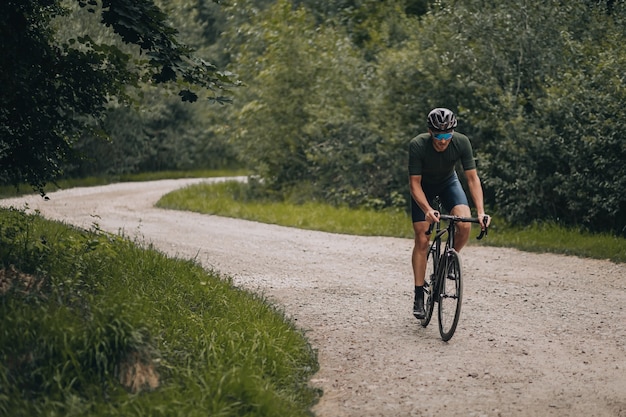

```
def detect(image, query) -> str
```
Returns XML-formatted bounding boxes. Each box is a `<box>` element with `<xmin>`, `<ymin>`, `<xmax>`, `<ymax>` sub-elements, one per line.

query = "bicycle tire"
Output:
<box><xmin>420</xmin><ymin>247</ymin><xmax>437</xmax><ymax>327</ymax></box>
<box><xmin>438</xmin><ymin>249</ymin><xmax>463</xmax><ymax>341</ymax></box>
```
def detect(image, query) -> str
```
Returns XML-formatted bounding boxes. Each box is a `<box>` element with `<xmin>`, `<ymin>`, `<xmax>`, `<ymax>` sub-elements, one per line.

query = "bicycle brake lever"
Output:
<box><xmin>426</xmin><ymin>222</ymin><xmax>434</xmax><ymax>236</ymax></box>
<box><xmin>476</xmin><ymin>215</ymin><xmax>489</xmax><ymax>240</ymax></box>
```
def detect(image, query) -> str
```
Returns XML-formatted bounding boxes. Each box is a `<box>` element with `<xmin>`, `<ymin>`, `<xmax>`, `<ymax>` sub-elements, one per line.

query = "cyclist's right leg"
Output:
<box><xmin>411</xmin><ymin>196</ymin><xmax>431</xmax><ymax>319</ymax></box>
<box><xmin>411</xmin><ymin>221</ymin><xmax>431</xmax><ymax>287</ymax></box>
<box><xmin>412</xmin><ymin>221</ymin><xmax>430</xmax><ymax>319</ymax></box>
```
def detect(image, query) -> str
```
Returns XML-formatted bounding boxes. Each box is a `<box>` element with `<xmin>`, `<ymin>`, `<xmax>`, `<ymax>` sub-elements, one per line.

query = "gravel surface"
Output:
<box><xmin>2</xmin><ymin>178</ymin><xmax>625</xmax><ymax>417</ymax></box>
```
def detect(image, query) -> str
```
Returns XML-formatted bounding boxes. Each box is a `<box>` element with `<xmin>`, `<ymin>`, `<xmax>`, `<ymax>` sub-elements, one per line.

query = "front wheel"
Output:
<box><xmin>438</xmin><ymin>249</ymin><xmax>463</xmax><ymax>341</ymax></box>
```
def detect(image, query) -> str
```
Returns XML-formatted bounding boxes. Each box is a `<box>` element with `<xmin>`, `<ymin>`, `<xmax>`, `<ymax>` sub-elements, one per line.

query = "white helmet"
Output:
<box><xmin>427</xmin><ymin>108</ymin><xmax>457</xmax><ymax>131</ymax></box>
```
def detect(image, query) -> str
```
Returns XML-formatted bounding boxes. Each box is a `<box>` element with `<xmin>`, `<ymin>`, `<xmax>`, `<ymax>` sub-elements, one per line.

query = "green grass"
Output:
<box><xmin>0</xmin><ymin>207</ymin><xmax>319</xmax><ymax>417</ymax></box>
<box><xmin>157</xmin><ymin>180</ymin><xmax>412</xmax><ymax>238</ymax></box>
<box><xmin>484</xmin><ymin>219</ymin><xmax>625</xmax><ymax>262</ymax></box>
<box><xmin>157</xmin><ymin>180</ymin><xmax>626</xmax><ymax>263</ymax></box>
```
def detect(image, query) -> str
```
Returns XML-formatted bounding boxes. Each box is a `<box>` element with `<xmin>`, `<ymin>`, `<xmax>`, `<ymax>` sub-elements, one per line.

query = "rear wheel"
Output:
<box><xmin>420</xmin><ymin>246</ymin><xmax>437</xmax><ymax>327</ymax></box>
<box><xmin>438</xmin><ymin>249</ymin><xmax>463</xmax><ymax>341</ymax></box>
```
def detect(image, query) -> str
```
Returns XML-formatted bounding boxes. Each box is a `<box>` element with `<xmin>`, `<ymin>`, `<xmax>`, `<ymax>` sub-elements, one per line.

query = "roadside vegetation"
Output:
<box><xmin>157</xmin><ymin>180</ymin><xmax>626</xmax><ymax>264</ymax></box>
<box><xmin>0</xmin><ymin>205</ymin><xmax>319</xmax><ymax>417</ymax></box>
<box><xmin>5</xmin><ymin>1</ymin><xmax>625</xmax><ymax>238</ymax></box>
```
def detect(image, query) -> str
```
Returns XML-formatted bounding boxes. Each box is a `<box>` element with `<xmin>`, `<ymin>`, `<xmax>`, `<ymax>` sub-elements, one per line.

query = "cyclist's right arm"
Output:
<box><xmin>410</xmin><ymin>175</ymin><xmax>439</xmax><ymax>224</ymax></box>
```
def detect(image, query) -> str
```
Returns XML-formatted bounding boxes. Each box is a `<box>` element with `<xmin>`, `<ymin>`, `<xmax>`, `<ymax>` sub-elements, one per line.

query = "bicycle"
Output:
<box><xmin>420</xmin><ymin>197</ymin><xmax>489</xmax><ymax>341</ymax></box>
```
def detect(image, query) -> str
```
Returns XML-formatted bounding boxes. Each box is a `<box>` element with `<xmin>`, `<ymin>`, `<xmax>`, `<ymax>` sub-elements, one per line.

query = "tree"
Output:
<box><xmin>228</xmin><ymin>0</ymin><xmax>318</xmax><ymax>193</ymax></box>
<box><xmin>418</xmin><ymin>0</ymin><xmax>626</xmax><ymax>235</ymax></box>
<box><xmin>0</xmin><ymin>0</ymin><xmax>237</xmax><ymax>193</ymax></box>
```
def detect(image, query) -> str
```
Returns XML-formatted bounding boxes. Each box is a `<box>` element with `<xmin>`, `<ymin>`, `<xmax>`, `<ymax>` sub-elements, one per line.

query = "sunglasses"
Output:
<box><xmin>433</xmin><ymin>132</ymin><xmax>453</xmax><ymax>141</ymax></box>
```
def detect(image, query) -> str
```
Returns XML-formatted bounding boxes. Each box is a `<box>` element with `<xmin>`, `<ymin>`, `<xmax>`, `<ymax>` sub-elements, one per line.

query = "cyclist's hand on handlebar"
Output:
<box><xmin>478</xmin><ymin>213</ymin><xmax>491</xmax><ymax>229</ymax></box>
<box><xmin>425</xmin><ymin>209</ymin><xmax>440</xmax><ymax>224</ymax></box>
<box><xmin>424</xmin><ymin>210</ymin><xmax>439</xmax><ymax>236</ymax></box>
<box><xmin>475</xmin><ymin>213</ymin><xmax>491</xmax><ymax>240</ymax></box>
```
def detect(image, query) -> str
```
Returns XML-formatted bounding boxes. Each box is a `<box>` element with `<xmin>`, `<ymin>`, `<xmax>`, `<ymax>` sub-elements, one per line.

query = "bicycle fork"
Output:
<box><xmin>440</xmin><ymin>250</ymin><xmax>460</xmax><ymax>300</ymax></box>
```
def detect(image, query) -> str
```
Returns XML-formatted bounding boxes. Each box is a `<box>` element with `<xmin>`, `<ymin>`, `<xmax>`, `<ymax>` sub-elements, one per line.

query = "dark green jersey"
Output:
<box><xmin>408</xmin><ymin>132</ymin><xmax>476</xmax><ymax>185</ymax></box>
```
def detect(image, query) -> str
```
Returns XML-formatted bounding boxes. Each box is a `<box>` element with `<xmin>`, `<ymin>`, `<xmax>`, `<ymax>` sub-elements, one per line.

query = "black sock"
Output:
<box><xmin>414</xmin><ymin>285</ymin><xmax>424</xmax><ymax>302</ymax></box>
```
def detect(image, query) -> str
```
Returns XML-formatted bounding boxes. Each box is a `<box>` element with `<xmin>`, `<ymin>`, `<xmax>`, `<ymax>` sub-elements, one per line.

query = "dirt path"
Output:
<box><xmin>2</xmin><ymin>178</ymin><xmax>625</xmax><ymax>417</ymax></box>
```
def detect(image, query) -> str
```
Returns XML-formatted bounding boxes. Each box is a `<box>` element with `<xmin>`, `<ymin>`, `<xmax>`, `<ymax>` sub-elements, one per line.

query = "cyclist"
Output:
<box><xmin>408</xmin><ymin>108</ymin><xmax>491</xmax><ymax>320</ymax></box>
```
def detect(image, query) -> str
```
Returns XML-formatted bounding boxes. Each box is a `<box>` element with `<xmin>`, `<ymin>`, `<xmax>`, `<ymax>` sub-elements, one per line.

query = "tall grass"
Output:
<box><xmin>0</xmin><ymin>207</ymin><xmax>319</xmax><ymax>417</ymax></box>
<box><xmin>157</xmin><ymin>181</ymin><xmax>626</xmax><ymax>263</ymax></box>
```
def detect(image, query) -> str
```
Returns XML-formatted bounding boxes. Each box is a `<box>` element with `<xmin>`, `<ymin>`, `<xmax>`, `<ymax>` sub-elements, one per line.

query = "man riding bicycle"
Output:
<box><xmin>409</xmin><ymin>108</ymin><xmax>491</xmax><ymax>319</ymax></box>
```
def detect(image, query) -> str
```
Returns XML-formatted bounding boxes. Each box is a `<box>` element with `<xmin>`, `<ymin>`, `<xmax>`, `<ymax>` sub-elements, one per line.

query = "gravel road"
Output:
<box><xmin>2</xmin><ymin>178</ymin><xmax>625</xmax><ymax>417</ymax></box>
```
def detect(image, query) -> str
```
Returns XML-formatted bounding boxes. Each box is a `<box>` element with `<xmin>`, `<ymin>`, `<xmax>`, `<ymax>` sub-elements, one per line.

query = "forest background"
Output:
<box><xmin>2</xmin><ymin>0</ymin><xmax>626</xmax><ymax>236</ymax></box>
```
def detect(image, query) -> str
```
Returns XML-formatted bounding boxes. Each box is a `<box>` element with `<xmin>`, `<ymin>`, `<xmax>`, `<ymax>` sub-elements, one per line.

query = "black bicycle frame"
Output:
<box><xmin>428</xmin><ymin>221</ymin><xmax>453</xmax><ymax>296</ymax></box>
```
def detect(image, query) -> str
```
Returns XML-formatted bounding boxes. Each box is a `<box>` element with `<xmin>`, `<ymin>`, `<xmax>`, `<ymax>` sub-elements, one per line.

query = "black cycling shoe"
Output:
<box><xmin>413</xmin><ymin>296</ymin><xmax>425</xmax><ymax>320</ymax></box>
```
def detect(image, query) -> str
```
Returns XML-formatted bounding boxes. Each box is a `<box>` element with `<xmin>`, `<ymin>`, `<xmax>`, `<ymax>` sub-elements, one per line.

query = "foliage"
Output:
<box><xmin>67</xmin><ymin>93</ymin><xmax>239</xmax><ymax>177</ymax></box>
<box><xmin>0</xmin><ymin>0</ymin><xmax>237</xmax><ymax>193</ymax></box>
<box><xmin>225</xmin><ymin>0</ymin><xmax>410</xmax><ymax>209</ymax></box>
<box><xmin>539</xmin><ymin>48</ymin><xmax>626</xmax><ymax>234</ymax></box>
<box><xmin>229</xmin><ymin>0</ymin><xmax>318</xmax><ymax>192</ymax></box>
<box><xmin>0</xmin><ymin>207</ymin><xmax>319</xmax><ymax>416</ymax></box>
<box><xmin>221</xmin><ymin>0</ymin><xmax>626</xmax><ymax>236</ymax></box>
<box><xmin>4</xmin><ymin>0</ymin><xmax>626</xmax><ymax>236</ymax></box>
<box><xmin>461</xmin><ymin>1</ymin><xmax>626</xmax><ymax>235</ymax></box>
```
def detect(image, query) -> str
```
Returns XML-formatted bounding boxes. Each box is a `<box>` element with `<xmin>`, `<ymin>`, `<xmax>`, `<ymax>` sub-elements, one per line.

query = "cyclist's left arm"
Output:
<box><xmin>465</xmin><ymin>169</ymin><xmax>491</xmax><ymax>228</ymax></box>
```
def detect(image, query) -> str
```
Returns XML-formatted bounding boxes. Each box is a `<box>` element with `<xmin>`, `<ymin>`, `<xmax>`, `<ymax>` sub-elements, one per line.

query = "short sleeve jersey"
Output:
<box><xmin>408</xmin><ymin>132</ymin><xmax>476</xmax><ymax>185</ymax></box>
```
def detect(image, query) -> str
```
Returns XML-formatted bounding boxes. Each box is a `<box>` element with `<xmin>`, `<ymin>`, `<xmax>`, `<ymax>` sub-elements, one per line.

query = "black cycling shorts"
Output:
<box><xmin>411</xmin><ymin>172</ymin><xmax>469</xmax><ymax>223</ymax></box>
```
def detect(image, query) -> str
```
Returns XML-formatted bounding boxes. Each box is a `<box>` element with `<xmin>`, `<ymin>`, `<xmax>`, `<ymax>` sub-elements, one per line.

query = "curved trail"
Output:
<box><xmin>2</xmin><ymin>178</ymin><xmax>625</xmax><ymax>417</ymax></box>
